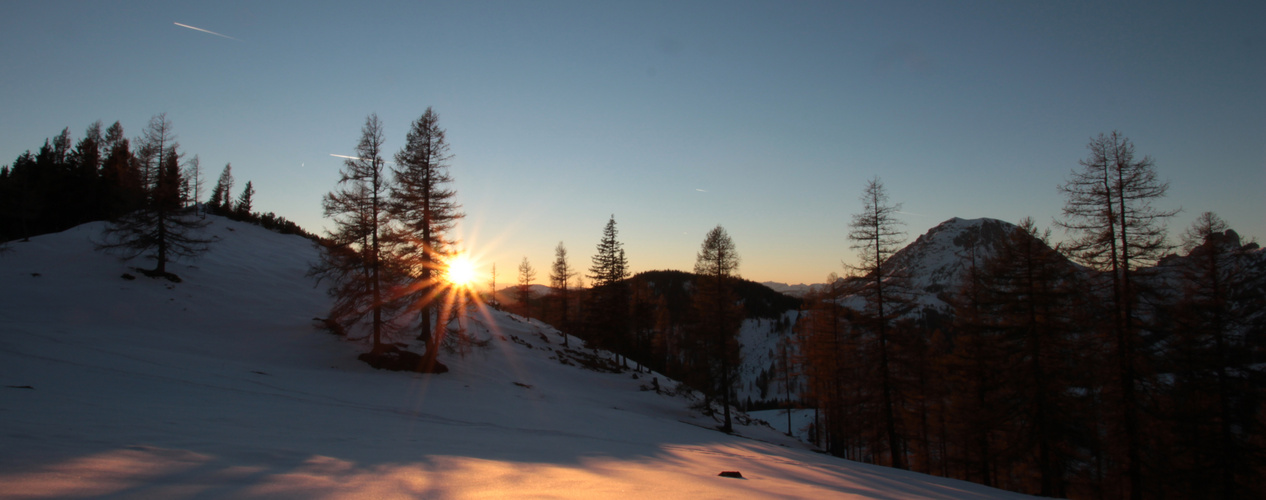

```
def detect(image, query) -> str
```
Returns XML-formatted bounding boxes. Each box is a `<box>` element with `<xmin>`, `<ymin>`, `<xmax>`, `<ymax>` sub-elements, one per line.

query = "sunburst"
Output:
<box><xmin>445</xmin><ymin>253</ymin><xmax>477</xmax><ymax>289</ymax></box>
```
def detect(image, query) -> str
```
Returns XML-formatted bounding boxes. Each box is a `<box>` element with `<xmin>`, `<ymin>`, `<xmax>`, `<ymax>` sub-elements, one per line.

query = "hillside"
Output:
<box><xmin>0</xmin><ymin>216</ymin><xmax>1033</xmax><ymax>499</ymax></box>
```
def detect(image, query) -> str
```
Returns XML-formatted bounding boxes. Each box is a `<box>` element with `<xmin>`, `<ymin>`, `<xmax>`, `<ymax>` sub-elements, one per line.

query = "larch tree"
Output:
<box><xmin>183</xmin><ymin>155</ymin><xmax>203</xmax><ymax>213</ymax></box>
<box><xmin>97</xmin><ymin>114</ymin><xmax>211</xmax><ymax>280</ymax></box>
<box><xmin>517</xmin><ymin>256</ymin><xmax>537</xmax><ymax>317</ymax></box>
<box><xmin>1165</xmin><ymin>212</ymin><xmax>1261</xmax><ymax>499</ymax></box>
<box><xmin>316</xmin><ymin>113</ymin><xmax>395</xmax><ymax>353</ymax></box>
<box><xmin>972</xmin><ymin>217</ymin><xmax>1086</xmax><ymax>496</ymax></box>
<box><xmin>388</xmin><ymin>107</ymin><xmax>463</xmax><ymax>358</ymax></box>
<box><xmin>692</xmin><ymin>224</ymin><xmax>743</xmax><ymax>433</ymax></box>
<box><xmin>1057</xmin><ymin>131</ymin><xmax>1176</xmax><ymax>499</ymax></box>
<box><xmin>847</xmin><ymin>176</ymin><xmax>911</xmax><ymax>470</ymax></box>
<box><xmin>550</xmin><ymin>241</ymin><xmax>575</xmax><ymax>345</ymax></box>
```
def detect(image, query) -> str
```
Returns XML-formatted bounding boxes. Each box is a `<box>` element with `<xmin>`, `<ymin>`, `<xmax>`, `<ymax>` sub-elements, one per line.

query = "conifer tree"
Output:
<box><xmin>847</xmin><ymin>176</ymin><xmax>911</xmax><ymax>469</ymax></box>
<box><xmin>517</xmin><ymin>257</ymin><xmax>536</xmax><ymax>316</ymax></box>
<box><xmin>208</xmin><ymin>164</ymin><xmax>233</xmax><ymax>215</ymax></box>
<box><xmin>315</xmin><ymin>114</ymin><xmax>395</xmax><ymax>353</ymax></box>
<box><xmin>550</xmin><ymin>242</ymin><xmax>575</xmax><ymax>345</ymax></box>
<box><xmin>1057</xmin><ymin>131</ymin><xmax>1176</xmax><ymax>499</ymax></box>
<box><xmin>183</xmin><ymin>155</ymin><xmax>204</xmax><ymax>213</ymax></box>
<box><xmin>67</xmin><ymin>122</ymin><xmax>103</xmax><ymax>221</ymax></box>
<box><xmin>692</xmin><ymin>224</ymin><xmax>743</xmax><ymax>433</ymax></box>
<box><xmin>585</xmin><ymin>215</ymin><xmax>631</xmax><ymax>356</ymax></box>
<box><xmin>100</xmin><ymin>122</ymin><xmax>142</xmax><ymax>219</ymax></box>
<box><xmin>388</xmin><ymin>107</ymin><xmax>463</xmax><ymax>355</ymax></box>
<box><xmin>235</xmin><ymin>180</ymin><xmax>254</xmax><ymax>218</ymax></box>
<box><xmin>97</xmin><ymin>115</ymin><xmax>210</xmax><ymax>279</ymax></box>
<box><xmin>1164</xmin><ymin>212</ymin><xmax>1261</xmax><ymax>499</ymax></box>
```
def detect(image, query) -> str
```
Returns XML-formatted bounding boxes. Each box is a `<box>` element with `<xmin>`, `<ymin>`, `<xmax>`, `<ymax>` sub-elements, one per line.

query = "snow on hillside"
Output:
<box><xmin>735</xmin><ymin>312</ymin><xmax>800</xmax><ymax>406</ymax></box>
<box><xmin>0</xmin><ymin>217</ymin><xmax>1033</xmax><ymax>499</ymax></box>
<box><xmin>883</xmin><ymin>217</ymin><xmax>1017</xmax><ymax>312</ymax></box>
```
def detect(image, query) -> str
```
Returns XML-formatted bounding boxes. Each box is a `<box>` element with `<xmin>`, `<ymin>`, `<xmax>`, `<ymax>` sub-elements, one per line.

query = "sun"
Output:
<box><xmin>445</xmin><ymin>254</ymin><xmax>477</xmax><ymax>288</ymax></box>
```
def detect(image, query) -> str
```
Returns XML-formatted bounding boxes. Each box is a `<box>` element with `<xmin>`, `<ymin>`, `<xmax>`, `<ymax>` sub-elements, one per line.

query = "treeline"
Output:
<box><xmin>507</xmin><ymin>219</ymin><xmax>796</xmax><ymax>433</ymax></box>
<box><xmin>0</xmin><ymin>116</ymin><xmax>310</xmax><ymax>244</ymax></box>
<box><xmin>795</xmin><ymin>134</ymin><xmax>1264</xmax><ymax>499</ymax></box>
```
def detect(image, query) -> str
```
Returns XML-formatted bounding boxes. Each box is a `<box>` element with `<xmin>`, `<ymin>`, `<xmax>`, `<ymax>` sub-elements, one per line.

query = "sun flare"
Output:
<box><xmin>445</xmin><ymin>254</ymin><xmax>477</xmax><ymax>288</ymax></box>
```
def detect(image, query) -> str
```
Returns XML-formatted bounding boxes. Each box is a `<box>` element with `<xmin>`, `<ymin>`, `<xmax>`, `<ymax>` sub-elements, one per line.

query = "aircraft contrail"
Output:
<box><xmin>174</xmin><ymin>22</ymin><xmax>240</xmax><ymax>41</ymax></box>
<box><xmin>329</xmin><ymin>154</ymin><xmax>361</xmax><ymax>160</ymax></box>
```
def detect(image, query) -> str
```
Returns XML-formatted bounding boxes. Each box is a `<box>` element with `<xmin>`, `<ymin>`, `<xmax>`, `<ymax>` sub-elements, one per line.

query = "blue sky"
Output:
<box><xmin>2</xmin><ymin>1</ymin><xmax>1262</xmax><ymax>285</ymax></box>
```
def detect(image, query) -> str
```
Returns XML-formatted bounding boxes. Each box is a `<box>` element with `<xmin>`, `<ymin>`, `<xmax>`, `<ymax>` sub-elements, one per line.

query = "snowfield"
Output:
<box><xmin>0</xmin><ymin>217</ymin><xmax>1033</xmax><ymax>499</ymax></box>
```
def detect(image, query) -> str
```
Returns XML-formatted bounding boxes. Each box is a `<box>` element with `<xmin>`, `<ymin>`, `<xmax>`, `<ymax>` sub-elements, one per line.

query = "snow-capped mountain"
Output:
<box><xmin>880</xmin><ymin>217</ymin><xmax>1021</xmax><ymax>313</ymax></box>
<box><xmin>0</xmin><ymin>216</ymin><xmax>1034</xmax><ymax>499</ymax></box>
<box><xmin>760</xmin><ymin>281</ymin><xmax>815</xmax><ymax>298</ymax></box>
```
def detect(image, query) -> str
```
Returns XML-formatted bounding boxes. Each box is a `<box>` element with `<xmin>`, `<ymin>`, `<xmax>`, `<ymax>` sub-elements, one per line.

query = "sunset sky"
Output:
<box><xmin>2</xmin><ymin>1</ymin><xmax>1262</xmax><ymax>286</ymax></box>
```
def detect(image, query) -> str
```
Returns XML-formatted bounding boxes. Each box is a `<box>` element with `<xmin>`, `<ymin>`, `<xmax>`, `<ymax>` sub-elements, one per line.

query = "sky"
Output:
<box><xmin>2</xmin><ymin>0</ymin><xmax>1262</xmax><ymax>286</ymax></box>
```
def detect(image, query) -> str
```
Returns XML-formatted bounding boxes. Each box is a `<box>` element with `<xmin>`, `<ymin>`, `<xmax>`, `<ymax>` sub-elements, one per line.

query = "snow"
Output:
<box><xmin>0</xmin><ymin>216</ymin><xmax>1034</xmax><ymax>499</ymax></box>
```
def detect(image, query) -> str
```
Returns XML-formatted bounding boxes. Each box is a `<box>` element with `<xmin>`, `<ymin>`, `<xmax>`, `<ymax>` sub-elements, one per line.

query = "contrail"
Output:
<box><xmin>174</xmin><ymin>22</ymin><xmax>240</xmax><ymax>41</ymax></box>
<box><xmin>330</xmin><ymin>154</ymin><xmax>394</xmax><ymax>164</ymax></box>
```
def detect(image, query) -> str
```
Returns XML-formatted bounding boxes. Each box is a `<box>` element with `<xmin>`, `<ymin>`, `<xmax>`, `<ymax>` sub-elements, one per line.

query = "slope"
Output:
<box><xmin>0</xmin><ymin>216</ymin><xmax>1033</xmax><ymax>499</ymax></box>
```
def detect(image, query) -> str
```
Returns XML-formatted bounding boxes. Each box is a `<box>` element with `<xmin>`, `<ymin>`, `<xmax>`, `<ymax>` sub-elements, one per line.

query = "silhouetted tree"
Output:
<box><xmin>235</xmin><ymin>181</ymin><xmax>254</xmax><ymax>217</ymax></box>
<box><xmin>314</xmin><ymin>114</ymin><xmax>395</xmax><ymax>353</ymax></box>
<box><xmin>1057</xmin><ymin>131</ymin><xmax>1176</xmax><ymax>499</ymax></box>
<box><xmin>207</xmin><ymin>163</ymin><xmax>233</xmax><ymax>215</ymax></box>
<box><xmin>550</xmin><ymin>241</ymin><xmax>575</xmax><ymax>345</ymax></box>
<box><xmin>517</xmin><ymin>256</ymin><xmax>537</xmax><ymax>316</ymax></box>
<box><xmin>387</xmin><ymin>107</ymin><xmax>463</xmax><ymax>353</ymax></box>
<box><xmin>585</xmin><ymin>215</ymin><xmax>631</xmax><ymax>358</ymax></box>
<box><xmin>183</xmin><ymin>155</ymin><xmax>204</xmax><ymax>212</ymax></box>
<box><xmin>1161</xmin><ymin>212</ymin><xmax>1263</xmax><ymax>499</ymax></box>
<box><xmin>847</xmin><ymin>176</ymin><xmax>912</xmax><ymax>469</ymax></box>
<box><xmin>97</xmin><ymin>115</ymin><xmax>211</xmax><ymax>279</ymax></box>
<box><xmin>692</xmin><ymin>224</ymin><xmax>743</xmax><ymax>432</ymax></box>
<box><xmin>99</xmin><ymin>122</ymin><xmax>142</xmax><ymax>219</ymax></box>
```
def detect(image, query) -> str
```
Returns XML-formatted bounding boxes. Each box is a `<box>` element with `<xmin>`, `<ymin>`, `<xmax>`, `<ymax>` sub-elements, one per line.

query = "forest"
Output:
<box><xmin>0</xmin><ymin>114</ymin><xmax>309</xmax><ymax>248</ymax></box>
<box><xmin>3</xmin><ymin>113</ymin><xmax>1262</xmax><ymax>500</ymax></box>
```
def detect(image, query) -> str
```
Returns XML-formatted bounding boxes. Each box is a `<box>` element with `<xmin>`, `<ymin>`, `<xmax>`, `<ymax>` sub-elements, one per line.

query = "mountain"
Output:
<box><xmin>0</xmin><ymin>216</ymin><xmax>1034</xmax><ymax>499</ymax></box>
<box><xmin>760</xmin><ymin>281</ymin><xmax>815</xmax><ymax>298</ymax></box>
<box><xmin>881</xmin><ymin>217</ymin><xmax>1020</xmax><ymax>313</ymax></box>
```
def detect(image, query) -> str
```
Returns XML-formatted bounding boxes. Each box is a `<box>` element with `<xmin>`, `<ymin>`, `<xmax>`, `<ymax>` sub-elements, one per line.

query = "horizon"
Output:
<box><xmin>2</xmin><ymin>1</ymin><xmax>1262</xmax><ymax>285</ymax></box>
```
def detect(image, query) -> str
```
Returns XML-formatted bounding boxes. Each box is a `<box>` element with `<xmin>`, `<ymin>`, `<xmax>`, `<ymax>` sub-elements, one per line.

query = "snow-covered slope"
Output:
<box><xmin>0</xmin><ymin>217</ymin><xmax>1033</xmax><ymax>499</ymax></box>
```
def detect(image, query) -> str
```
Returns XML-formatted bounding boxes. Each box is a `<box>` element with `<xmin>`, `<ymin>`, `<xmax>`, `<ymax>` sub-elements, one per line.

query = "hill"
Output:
<box><xmin>0</xmin><ymin>216</ymin><xmax>1033</xmax><ymax>498</ymax></box>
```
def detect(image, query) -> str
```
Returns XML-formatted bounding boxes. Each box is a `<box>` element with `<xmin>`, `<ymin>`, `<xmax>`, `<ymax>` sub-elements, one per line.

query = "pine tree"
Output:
<box><xmin>100</xmin><ymin>122</ymin><xmax>142</xmax><ymax>219</ymax></box>
<box><xmin>692</xmin><ymin>224</ymin><xmax>743</xmax><ymax>433</ymax></box>
<box><xmin>1057</xmin><ymin>131</ymin><xmax>1176</xmax><ymax>499</ymax></box>
<box><xmin>208</xmin><ymin>164</ymin><xmax>233</xmax><ymax>215</ymax></box>
<box><xmin>97</xmin><ymin>115</ymin><xmax>211</xmax><ymax>279</ymax></box>
<box><xmin>585</xmin><ymin>215</ymin><xmax>631</xmax><ymax>356</ymax></box>
<box><xmin>847</xmin><ymin>176</ymin><xmax>912</xmax><ymax>469</ymax></box>
<box><xmin>67</xmin><ymin>122</ymin><xmax>103</xmax><ymax>222</ymax></box>
<box><xmin>388</xmin><ymin>107</ymin><xmax>463</xmax><ymax>355</ymax></box>
<box><xmin>314</xmin><ymin>114</ymin><xmax>395</xmax><ymax>353</ymax></box>
<box><xmin>235</xmin><ymin>181</ymin><xmax>254</xmax><ymax>218</ymax></box>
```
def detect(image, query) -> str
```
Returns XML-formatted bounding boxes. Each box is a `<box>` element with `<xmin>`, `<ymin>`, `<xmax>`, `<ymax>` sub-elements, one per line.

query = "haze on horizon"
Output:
<box><xmin>1</xmin><ymin>1</ymin><xmax>1262</xmax><ymax>286</ymax></box>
